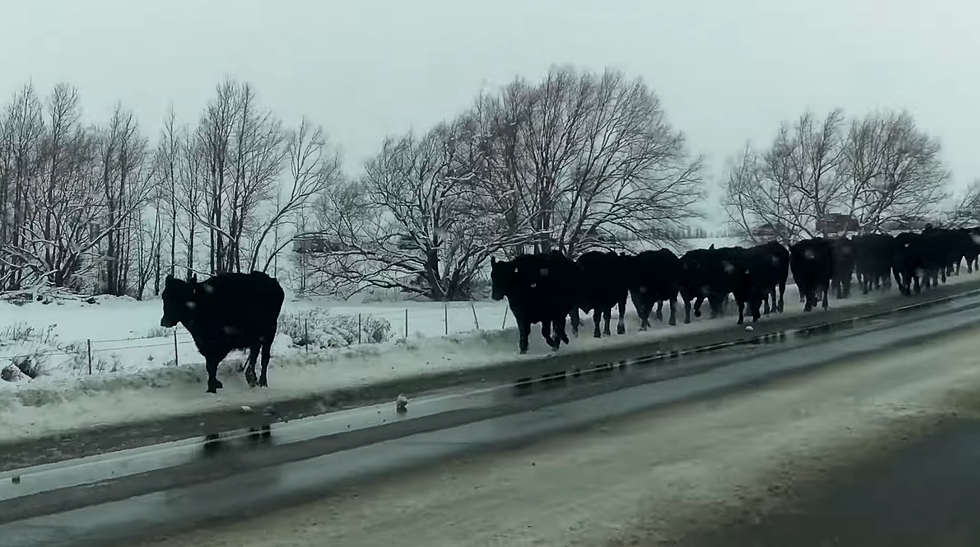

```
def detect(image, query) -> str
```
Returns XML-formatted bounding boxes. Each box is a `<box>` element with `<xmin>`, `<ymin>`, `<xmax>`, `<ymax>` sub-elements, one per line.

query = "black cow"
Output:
<box><xmin>830</xmin><ymin>237</ymin><xmax>857</xmax><ymax>299</ymax></box>
<box><xmin>491</xmin><ymin>251</ymin><xmax>577</xmax><ymax>354</ymax></box>
<box><xmin>707</xmin><ymin>245</ymin><xmax>746</xmax><ymax>318</ymax></box>
<box><xmin>678</xmin><ymin>248</ymin><xmax>712</xmax><ymax>323</ymax></box>
<box><xmin>570</xmin><ymin>251</ymin><xmax>629</xmax><ymax>338</ymax></box>
<box><xmin>892</xmin><ymin>231</ymin><xmax>928</xmax><ymax>295</ymax></box>
<box><xmin>964</xmin><ymin>227</ymin><xmax>980</xmax><ymax>273</ymax></box>
<box><xmin>789</xmin><ymin>238</ymin><xmax>835</xmax><ymax>312</ymax></box>
<box><xmin>160</xmin><ymin>271</ymin><xmax>285</xmax><ymax>394</ymax></box>
<box><xmin>730</xmin><ymin>241</ymin><xmax>789</xmax><ymax>324</ymax></box>
<box><xmin>852</xmin><ymin>233</ymin><xmax>894</xmax><ymax>294</ymax></box>
<box><xmin>624</xmin><ymin>249</ymin><xmax>681</xmax><ymax>329</ymax></box>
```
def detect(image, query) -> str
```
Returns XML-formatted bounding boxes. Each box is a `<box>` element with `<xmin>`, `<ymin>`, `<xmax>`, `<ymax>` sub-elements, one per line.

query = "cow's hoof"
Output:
<box><xmin>259</xmin><ymin>377</ymin><xmax>268</xmax><ymax>388</ymax></box>
<box><xmin>206</xmin><ymin>387</ymin><xmax>218</xmax><ymax>394</ymax></box>
<box><xmin>668</xmin><ymin>318</ymin><xmax>676</xmax><ymax>326</ymax></box>
<box><xmin>684</xmin><ymin>318</ymin><xmax>691</xmax><ymax>324</ymax></box>
<box><xmin>519</xmin><ymin>348</ymin><xmax>528</xmax><ymax>355</ymax></box>
<box><xmin>737</xmin><ymin>318</ymin><xmax>744</xmax><ymax>325</ymax></box>
<box><xmin>617</xmin><ymin>325</ymin><xmax>625</xmax><ymax>335</ymax></box>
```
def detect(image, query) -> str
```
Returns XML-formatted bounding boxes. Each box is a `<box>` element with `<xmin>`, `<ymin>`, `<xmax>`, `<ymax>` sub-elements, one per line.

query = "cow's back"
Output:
<box><xmin>198</xmin><ymin>271</ymin><xmax>285</xmax><ymax>345</ymax></box>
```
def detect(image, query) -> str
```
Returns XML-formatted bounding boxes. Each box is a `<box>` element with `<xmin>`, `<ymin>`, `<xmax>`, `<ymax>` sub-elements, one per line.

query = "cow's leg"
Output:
<box><xmin>244</xmin><ymin>345</ymin><xmax>260</xmax><ymax>388</ymax></box>
<box><xmin>655</xmin><ymin>301</ymin><xmax>664</xmax><ymax>322</ymax></box>
<box><xmin>569</xmin><ymin>308</ymin><xmax>580</xmax><ymax>337</ymax></box>
<box><xmin>821</xmin><ymin>285</ymin><xmax>829</xmax><ymax>310</ymax></box>
<box><xmin>683</xmin><ymin>296</ymin><xmax>692</xmax><ymax>324</ymax></box>
<box><xmin>616</xmin><ymin>298</ymin><xmax>627</xmax><ymax>335</ymax></box>
<box><xmin>205</xmin><ymin>357</ymin><xmax>222</xmax><ymax>394</ymax></box>
<box><xmin>693</xmin><ymin>295</ymin><xmax>704</xmax><ymax>318</ymax></box>
<box><xmin>637</xmin><ymin>300</ymin><xmax>651</xmax><ymax>331</ymax></box>
<box><xmin>667</xmin><ymin>296</ymin><xmax>677</xmax><ymax>326</ymax></box>
<box><xmin>554</xmin><ymin>316</ymin><xmax>568</xmax><ymax>349</ymax></box>
<box><xmin>602</xmin><ymin>308</ymin><xmax>612</xmax><ymax>336</ymax></box>
<box><xmin>803</xmin><ymin>288</ymin><xmax>813</xmax><ymax>312</ymax></box>
<box><xmin>763</xmin><ymin>290</ymin><xmax>771</xmax><ymax>315</ymax></box>
<box><xmin>778</xmin><ymin>281</ymin><xmax>786</xmax><ymax>312</ymax></box>
<box><xmin>541</xmin><ymin>320</ymin><xmax>555</xmax><ymax>349</ymax></box>
<box><xmin>736</xmin><ymin>298</ymin><xmax>745</xmax><ymax>325</ymax></box>
<box><xmin>258</xmin><ymin>339</ymin><xmax>272</xmax><ymax>387</ymax></box>
<box><xmin>518</xmin><ymin>319</ymin><xmax>531</xmax><ymax>354</ymax></box>
<box><xmin>592</xmin><ymin>308</ymin><xmax>602</xmax><ymax>338</ymax></box>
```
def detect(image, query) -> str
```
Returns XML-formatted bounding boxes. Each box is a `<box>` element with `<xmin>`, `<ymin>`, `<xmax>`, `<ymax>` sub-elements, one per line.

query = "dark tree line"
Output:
<box><xmin>0</xmin><ymin>78</ymin><xmax>341</xmax><ymax>299</ymax></box>
<box><xmin>0</xmin><ymin>68</ymin><xmax>962</xmax><ymax>302</ymax></box>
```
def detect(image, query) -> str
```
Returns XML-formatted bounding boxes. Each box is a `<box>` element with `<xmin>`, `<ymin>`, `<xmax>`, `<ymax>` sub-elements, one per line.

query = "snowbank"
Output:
<box><xmin>0</xmin><ymin>274</ymin><xmax>975</xmax><ymax>443</ymax></box>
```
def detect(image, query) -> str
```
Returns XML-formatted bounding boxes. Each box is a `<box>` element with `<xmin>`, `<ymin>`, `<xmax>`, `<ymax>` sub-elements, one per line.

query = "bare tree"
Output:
<box><xmin>725</xmin><ymin>109</ymin><xmax>847</xmax><ymax>243</ymax></box>
<box><xmin>313</xmin><ymin>118</ymin><xmax>522</xmax><ymax>300</ymax></box>
<box><xmin>479</xmin><ymin>67</ymin><xmax>703</xmax><ymax>256</ymax></box>
<box><xmin>177</xmin><ymin>130</ymin><xmax>205</xmax><ymax>280</ymax></box>
<box><xmin>838</xmin><ymin>110</ymin><xmax>949</xmax><ymax>231</ymax></box>
<box><xmin>194</xmin><ymin>79</ymin><xmax>287</xmax><ymax>275</ymax></box>
<box><xmin>0</xmin><ymin>83</ymin><xmax>45</xmax><ymax>290</ymax></box>
<box><xmin>197</xmin><ymin>78</ymin><xmax>238</xmax><ymax>275</ymax></box>
<box><xmin>950</xmin><ymin>179</ymin><xmax>980</xmax><ymax>226</ymax></box>
<box><xmin>96</xmin><ymin>103</ymin><xmax>154</xmax><ymax>296</ymax></box>
<box><xmin>154</xmin><ymin>105</ymin><xmax>182</xmax><ymax>281</ymax></box>
<box><xmin>248</xmin><ymin>117</ymin><xmax>341</xmax><ymax>272</ymax></box>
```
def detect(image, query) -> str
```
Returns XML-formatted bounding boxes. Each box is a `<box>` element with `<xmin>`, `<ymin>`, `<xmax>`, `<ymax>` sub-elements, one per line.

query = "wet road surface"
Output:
<box><xmin>680</xmin><ymin>416</ymin><xmax>980</xmax><ymax>547</ymax></box>
<box><xmin>108</xmin><ymin>322</ymin><xmax>980</xmax><ymax>547</ymax></box>
<box><xmin>2</xmin><ymin>299</ymin><xmax>980</xmax><ymax>546</ymax></box>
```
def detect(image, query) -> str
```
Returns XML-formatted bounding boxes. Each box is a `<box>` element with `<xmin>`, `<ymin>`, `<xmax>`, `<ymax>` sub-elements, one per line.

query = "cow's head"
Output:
<box><xmin>490</xmin><ymin>256</ymin><xmax>516</xmax><ymax>301</ymax></box>
<box><xmin>160</xmin><ymin>274</ymin><xmax>198</xmax><ymax>328</ymax></box>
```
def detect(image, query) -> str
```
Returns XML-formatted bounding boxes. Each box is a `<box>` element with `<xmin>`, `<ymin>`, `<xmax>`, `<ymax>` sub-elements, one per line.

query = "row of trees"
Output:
<box><xmin>308</xmin><ymin>67</ymin><xmax>704</xmax><ymax>299</ymax></box>
<box><xmin>724</xmin><ymin>109</ymin><xmax>951</xmax><ymax>243</ymax></box>
<box><xmin>0</xmin><ymin>66</ymin><xmax>965</xmax><ymax>301</ymax></box>
<box><xmin>0</xmin><ymin>79</ymin><xmax>341</xmax><ymax>298</ymax></box>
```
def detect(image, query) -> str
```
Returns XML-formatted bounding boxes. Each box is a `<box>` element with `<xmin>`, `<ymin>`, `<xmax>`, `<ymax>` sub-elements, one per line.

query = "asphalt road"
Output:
<box><xmin>4</xmin><ymin>294</ymin><xmax>980</xmax><ymax>546</ymax></box>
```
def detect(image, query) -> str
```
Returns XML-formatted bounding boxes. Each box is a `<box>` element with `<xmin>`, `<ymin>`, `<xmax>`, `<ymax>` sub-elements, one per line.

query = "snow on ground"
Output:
<box><xmin>0</xmin><ymin>272</ymin><xmax>976</xmax><ymax>443</ymax></box>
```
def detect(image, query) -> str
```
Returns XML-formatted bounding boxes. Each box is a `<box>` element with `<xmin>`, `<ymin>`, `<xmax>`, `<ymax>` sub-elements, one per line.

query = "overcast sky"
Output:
<box><xmin>3</xmin><ymin>0</ymin><xmax>978</xmax><ymax>226</ymax></box>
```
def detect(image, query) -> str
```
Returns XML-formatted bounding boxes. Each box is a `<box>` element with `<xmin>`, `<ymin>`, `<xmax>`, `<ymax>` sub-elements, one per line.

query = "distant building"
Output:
<box><xmin>816</xmin><ymin>213</ymin><xmax>860</xmax><ymax>234</ymax></box>
<box><xmin>293</xmin><ymin>235</ymin><xmax>347</xmax><ymax>254</ymax></box>
<box><xmin>751</xmin><ymin>222</ymin><xmax>787</xmax><ymax>241</ymax></box>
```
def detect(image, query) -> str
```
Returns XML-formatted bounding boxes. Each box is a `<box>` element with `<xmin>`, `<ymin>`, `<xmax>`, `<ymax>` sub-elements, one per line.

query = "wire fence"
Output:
<box><xmin>0</xmin><ymin>302</ymin><xmax>517</xmax><ymax>375</ymax></box>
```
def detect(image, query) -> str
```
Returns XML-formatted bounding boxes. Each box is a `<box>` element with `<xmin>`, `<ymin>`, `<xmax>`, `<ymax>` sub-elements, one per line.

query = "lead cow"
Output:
<box><xmin>160</xmin><ymin>271</ymin><xmax>285</xmax><ymax>394</ymax></box>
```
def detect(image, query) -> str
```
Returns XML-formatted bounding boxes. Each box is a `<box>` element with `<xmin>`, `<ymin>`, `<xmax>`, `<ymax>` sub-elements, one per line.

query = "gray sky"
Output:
<box><xmin>4</xmin><ymin>0</ymin><xmax>978</xmax><ymax>226</ymax></box>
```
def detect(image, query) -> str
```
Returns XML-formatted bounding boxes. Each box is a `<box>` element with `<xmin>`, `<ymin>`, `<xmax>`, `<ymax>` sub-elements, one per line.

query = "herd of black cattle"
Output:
<box><xmin>157</xmin><ymin>225</ymin><xmax>980</xmax><ymax>394</ymax></box>
<box><xmin>490</xmin><ymin>225</ymin><xmax>980</xmax><ymax>354</ymax></box>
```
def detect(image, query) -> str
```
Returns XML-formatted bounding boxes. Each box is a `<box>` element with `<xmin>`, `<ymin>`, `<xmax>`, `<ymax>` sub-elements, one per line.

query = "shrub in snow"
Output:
<box><xmin>12</xmin><ymin>355</ymin><xmax>44</xmax><ymax>379</ymax></box>
<box><xmin>277</xmin><ymin>309</ymin><xmax>393</xmax><ymax>349</ymax></box>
